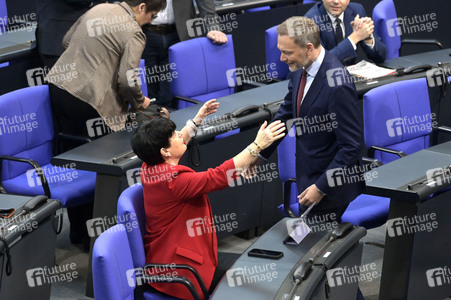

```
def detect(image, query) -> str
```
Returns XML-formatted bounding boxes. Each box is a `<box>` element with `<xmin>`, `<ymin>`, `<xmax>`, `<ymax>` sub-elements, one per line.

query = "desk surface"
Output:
<box><xmin>211</xmin><ymin>219</ymin><xmax>324</xmax><ymax>299</ymax></box>
<box><xmin>51</xmin><ymin>49</ymin><xmax>451</xmax><ymax>173</ymax></box>
<box><xmin>51</xmin><ymin>81</ymin><xmax>288</xmax><ymax>174</ymax></box>
<box><xmin>380</xmin><ymin>48</ymin><xmax>451</xmax><ymax>69</ymax></box>
<box><xmin>0</xmin><ymin>29</ymin><xmax>36</xmax><ymax>63</ymax></box>
<box><xmin>355</xmin><ymin>48</ymin><xmax>451</xmax><ymax>95</ymax></box>
<box><xmin>214</xmin><ymin>0</ymin><xmax>299</xmax><ymax>13</ymax></box>
<box><xmin>365</xmin><ymin>141</ymin><xmax>451</xmax><ymax>201</ymax></box>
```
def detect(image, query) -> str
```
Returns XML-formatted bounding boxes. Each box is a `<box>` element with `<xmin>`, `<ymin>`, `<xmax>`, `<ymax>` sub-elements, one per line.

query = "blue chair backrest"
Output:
<box><xmin>277</xmin><ymin>127</ymin><xmax>296</xmax><ymax>182</ymax></box>
<box><xmin>363</xmin><ymin>78</ymin><xmax>432</xmax><ymax>164</ymax></box>
<box><xmin>138</xmin><ymin>59</ymin><xmax>148</xmax><ymax>97</ymax></box>
<box><xmin>92</xmin><ymin>224</ymin><xmax>135</xmax><ymax>300</ymax></box>
<box><xmin>265</xmin><ymin>25</ymin><xmax>289</xmax><ymax>80</ymax></box>
<box><xmin>117</xmin><ymin>183</ymin><xmax>146</xmax><ymax>268</ymax></box>
<box><xmin>277</xmin><ymin>127</ymin><xmax>299</xmax><ymax>215</ymax></box>
<box><xmin>246</xmin><ymin>6</ymin><xmax>270</xmax><ymax>13</ymax></box>
<box><xmin>0</xmin><ymin>0</ymin><xmax>7</xmax><ymax>34</ymax></box>
<box><xmin>373</xmin><ymin>0</ymin><xmax>401</xmax><ymax>60</ymax></box>
<box><xmin>169</xmin><ymin>35</ymin><xmax>235</xmax><ymax>108</ymax></box>
<box><xmin>0</xmin><ymin>85</ymin><xmax>54</xmax><ymax>180</ymax></box>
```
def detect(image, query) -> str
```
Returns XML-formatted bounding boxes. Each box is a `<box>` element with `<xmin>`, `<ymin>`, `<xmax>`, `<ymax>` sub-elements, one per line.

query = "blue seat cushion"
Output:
<box><xmin>342</xmin><ymin>194</ymin><xmax>390</xmax><ymax>228</ymax></box>
<box><xmin>3</xmin><ymin>163</ymin><xmax>96</xmax><ymax>207</ymax></box>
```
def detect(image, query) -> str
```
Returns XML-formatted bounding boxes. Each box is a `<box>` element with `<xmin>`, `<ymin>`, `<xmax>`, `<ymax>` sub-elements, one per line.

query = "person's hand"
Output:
<box><xmin>253</xmin><ymin>120</ymin><xmax>286</xmax><ymax>150</ymax></box>
<box><xmin>298</xmin><ymin>184</ymin><xmax>325</xmax><ymax>207</ymax></box>
<box><xmin>141</xmin><ymin>97</ymin><xmax>152</xmax><ymax>109</ymax></box>
<box><xmin>193</xmin><ymin>99</ymin><xmax>220</xmax><ymax>124</ymax></box>
<box><xmin>207</xmin><ymin>30</ymin><xmax>228</xmax><ymax>44</ymax></box>
<box><xmin>350</xmin><ymin>15</ymin><xmax>374</xmax><ymax>44</ymax></box>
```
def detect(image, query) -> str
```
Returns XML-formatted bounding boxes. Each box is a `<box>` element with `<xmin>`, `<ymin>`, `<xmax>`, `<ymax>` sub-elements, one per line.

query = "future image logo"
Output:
<box><xmin>426</xmin><ymin>267</ymin><xmax>451</xmax><ymax>287</ymax></box>
<box><xmin>386</xmin><ymin>214</ymin><xmax>438</xmax><ymax>237</ymax></box>
<box><xmin>226</xmin><ymin>263</ymin><xmax>278</xmax><ymax>287</ymax></box>
<box><xmin>386</xmin><ymin>13</ymin><xmax>438</xmax><ymax>37</ymax></box>
<box><xmin>426</xmin><ymin>67</ymin><xmax>450</xmax><ymax>87</ymax></box>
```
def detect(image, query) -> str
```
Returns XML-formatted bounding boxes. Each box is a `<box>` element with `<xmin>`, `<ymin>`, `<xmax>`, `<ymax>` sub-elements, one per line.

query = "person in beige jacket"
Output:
<box><xmin>46</xmin><ymin>0</ymin><xmax>166</xmax><ymax>144</ymax></box>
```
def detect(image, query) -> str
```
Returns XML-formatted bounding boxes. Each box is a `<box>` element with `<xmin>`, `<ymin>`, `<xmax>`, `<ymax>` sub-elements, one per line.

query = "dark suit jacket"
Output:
<box><xmin>173</xmin><ymin>0</ymin><xmax>217</xmax><ymax>41</ymax></box>
<box><xmin>305</xmin><ymin>2</ymin><xmax>386</xmax><ymax>65</ymax></box>
<box><xmin>262</xmin><ymin>50</ymin><xmax>364</xmax><ymax>211</ymax></box>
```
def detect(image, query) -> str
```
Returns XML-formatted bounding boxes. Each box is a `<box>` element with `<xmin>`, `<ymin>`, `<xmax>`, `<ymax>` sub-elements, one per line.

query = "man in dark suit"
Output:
<box><xmin>142</xmin><ymin>0</ymin><xmax>227</xmax><ymax>108</ymax></box>
<box><xmin>257</xmin><ymin>16</ymin><xmax>364</xmax><ymax>221</ymax></box>
<box><xmin>305</xmin><ymin>0</ymin><xmax>386</xmax><ymax>65</ymax></box>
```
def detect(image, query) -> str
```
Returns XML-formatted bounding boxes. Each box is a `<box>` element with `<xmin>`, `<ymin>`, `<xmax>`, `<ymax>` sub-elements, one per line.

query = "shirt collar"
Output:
<box><xmin>327</xmin><ymin>11</ymin><xmax>344</xmax><ymax>25</ymax></box>
<box><xmin>305</xmin><ymin>46</ymin><xmax>325</xmax><ymax>78</ymax></box>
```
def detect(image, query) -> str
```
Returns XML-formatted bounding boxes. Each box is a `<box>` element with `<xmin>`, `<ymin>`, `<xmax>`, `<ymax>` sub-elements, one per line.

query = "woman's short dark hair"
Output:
<box><xmin>125</xmin><ymin>0</ymin><xmax>167</xmax><ymax>13</ymax></box>
<box><xmin>131</xmin><ymin>117</ymin><xmax>176</xmax><ymax>166</ymax></box>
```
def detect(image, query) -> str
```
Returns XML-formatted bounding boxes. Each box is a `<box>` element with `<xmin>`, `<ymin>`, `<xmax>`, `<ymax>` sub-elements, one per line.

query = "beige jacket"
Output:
<box><xmin>46</xmin><ymin>2</ymin><xmax>145</xmax><ymax>131</ymax></box>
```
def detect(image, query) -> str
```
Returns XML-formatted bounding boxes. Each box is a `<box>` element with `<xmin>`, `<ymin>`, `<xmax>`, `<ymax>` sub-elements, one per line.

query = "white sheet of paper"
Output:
<box><xmin>289</xmin><ymin>220</ymin><xmax>311</xmax><ymax>244</ymax></box>
<box><xmin>346</xmin><ymin>60</ymin><xmax>396</xmax><ymax>79</ymax></box>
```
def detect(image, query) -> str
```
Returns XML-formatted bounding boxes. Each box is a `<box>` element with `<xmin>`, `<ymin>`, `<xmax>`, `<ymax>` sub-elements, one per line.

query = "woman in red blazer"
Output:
<box><xmin>131</xmin><ymin>99</ymin><xmax>285</xmax><ymax>299</ymax></box>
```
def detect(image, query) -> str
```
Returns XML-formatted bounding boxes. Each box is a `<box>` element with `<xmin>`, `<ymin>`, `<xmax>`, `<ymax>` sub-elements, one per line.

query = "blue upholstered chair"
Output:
<box><xmin>117</xmin><ymin>184</ymin><xmax>208</xmax><ymax>300</ymax></box>
<box><xmin>363</xmin><ymin>77</ymin><xmax>433</xmax><ymax>164</ymax></box>
<box><xmin>139</xmin><ymin>59</ymin><xmax>149</xmax><ymax>97</ymax></box>
<box><xmin>93</xmin><ymin>224</ymin><xmax>136</xmax><ymax>300</ymax></box>
<box><xmin>0</xmin><ymin>0</ymin><xmax>9</xmax><ymax>68</ymax></box>
<box><xmin>342</xmin><ymin>77</ymin><xmax>449</xmax><ymax>228</ymax></box>
<box><xmin>265</xmin><ymin>25</ymin><xmax>289</xmax><ymax>81</ymax></box>
<box><xmin>0</xmin><ymin>0</ymin><xmax>7</xmax><ymax>35</ymax></box>
<box><xmin>373</xmin><ymin>0</ymin><xmax>442</xmax><ymax>60</ymax></box>
<box><xmin>245</xmin><ymin>6</ymin><xmax>270</xmax><ymax>13</ymax></box>
<box><xmin>168</xmin><ymin>35</ymin><xmax>236</xmax><ymax>109</ymax></box>
<box><xmin>277</xmin><ymin>127</ymin><xmax>299</xmax><ymax>217</ymax></box>
<box><xmin>0</xmin><ymin>85</ymin><xmax>95</xmax><ymax>208</ymax></box>
<box><xmin>117</xmin><ymin>184</ymin><xmax>147</xmax><ymax>269</ymax></box>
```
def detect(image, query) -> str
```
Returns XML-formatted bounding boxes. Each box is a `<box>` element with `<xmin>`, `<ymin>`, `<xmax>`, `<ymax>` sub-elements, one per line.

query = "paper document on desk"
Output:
<box><xmin>347</xmin><ymin>60</ymin><xmax>396</xmax><ymax>79</ymax></box>
<box><xmin>288</xmin><ymin>219</ymin><xmax>311</xmax><ymax>244</ymax></box>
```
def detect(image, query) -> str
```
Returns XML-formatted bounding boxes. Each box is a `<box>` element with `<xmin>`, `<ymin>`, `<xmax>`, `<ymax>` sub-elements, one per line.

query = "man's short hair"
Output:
<box><xmin>131</xmin><ymin>117</ymin><xmax>176</xmax><ymax>166</ymax></box>
<box><xmin>125</xmin><ymin>0</ymin><xmax>167</xmax><ymax>13</ymax></box>
<box><xmin>277</xmin><ymin>16</ymin><xmax>321</xmax><ymax>48</ymax></box>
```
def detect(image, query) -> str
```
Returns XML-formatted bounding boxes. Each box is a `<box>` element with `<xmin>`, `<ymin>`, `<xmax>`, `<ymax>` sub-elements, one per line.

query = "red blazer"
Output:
<box><xmin>142</xmin><ymin>159</ymin><xmax>235</xmax><ymax>299</ymax></box>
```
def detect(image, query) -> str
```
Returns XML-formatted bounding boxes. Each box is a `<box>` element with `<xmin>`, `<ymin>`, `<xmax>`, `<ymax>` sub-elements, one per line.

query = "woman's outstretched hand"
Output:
<box><xmin>254</xmin><ymin>120</ymin><xmax>286</xmax><ymax>150</ymax></box>
<box><xmin>194</xmin><ymin>99</ymin><xmax>220</xmax><ymax>123</ymax></box>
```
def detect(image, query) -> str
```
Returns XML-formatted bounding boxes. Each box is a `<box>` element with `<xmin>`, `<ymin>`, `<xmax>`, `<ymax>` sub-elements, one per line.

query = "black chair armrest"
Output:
<box><xmin>367</xmin><ymin>146</ymin><xmax>407</xmax><ymax>159</ymax></box>
<box><xmin>361</xmin><ymin>157</ymin><xmax>383</xmax><ymax>169</ymax></box>
<box><xmin>283</xmin><ymin>178</ymin><xmax>298</xmax><ymax>218</ymax></box>
<box><xmin>400</xmin><ymin>38</ymin><xmax>443</xmax><ymax>56</ymax></box>
<box><xmin>174</xmin><ymin>96</ymin><xmax>203</xmax><ymax>106</ymax></box>
<box><xmin>432</xmin><ymin>126</ymin><xmax>451</xmax><ymax>145</ymax></box>
<box><xmin>141</xmin><ymin>274</ymin><xmax>201</xmax><ymax>300</ymax></box>
<box><xmin>144</xmin><ymin>263</ymin><xmax>208</xmax><ymax>299</ymax></box>
<box><xmin>0</xmin><ymin>155</ymin><xmax>51</xmax><ymax>198</ymax></box>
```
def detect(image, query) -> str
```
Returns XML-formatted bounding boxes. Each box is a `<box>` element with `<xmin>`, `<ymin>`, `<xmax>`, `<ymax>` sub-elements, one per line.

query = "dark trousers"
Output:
<box><xmin>48</xmin><ymin>83</ymin><xmax>99</xmax><ymax>249</ymax></box>
<box><xmin>142</xmin><ymin>29</ymin><xmax>179</xmax><ymax>108</ymax></box>
<box><xmin>48</xmin><ymin>83</ymin><xmax>101</xmax><ymax>153</ymax></box>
